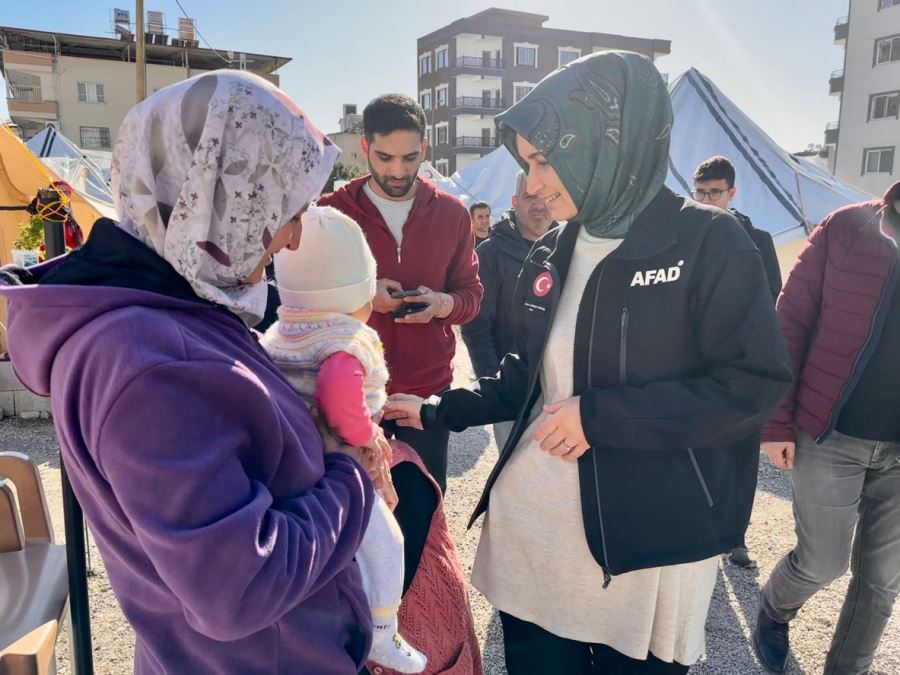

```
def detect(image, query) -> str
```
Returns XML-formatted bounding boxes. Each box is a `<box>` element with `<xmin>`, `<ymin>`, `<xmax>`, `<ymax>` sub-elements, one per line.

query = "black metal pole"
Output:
<box><xmin>60</xmin><ymin>461</ymin><xmax>94</xmax><ymax>675</ymax></box>
<box><xmin>38</xmin><ymin>187</ymin><xmax>94</xmax><ymax>675</ymax></box>
<box><xmin>37</xmin><ymin>188</ymin><xmax>66</xmax><ymax>262</ymax></box>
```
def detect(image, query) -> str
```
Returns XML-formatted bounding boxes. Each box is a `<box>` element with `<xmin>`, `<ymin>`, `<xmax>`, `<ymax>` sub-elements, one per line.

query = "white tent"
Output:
<box><xmin>26</xmin><ymin>126</ymin><xmax>113</xmax><ymax>206</ymax></box>
<box><xmin>418</xmin><ymin>160</ymin><xmax>473</xmax><ymax>204</ymax></box>
<box><xmin>450</xmin><ymin>148</ymin><xmax>522</xmax><ymax>217</ymax></box>
<box><xmin>666</xmin><ymin>68</ymin><xmax>871</xmax><ymax>248</ymax></box>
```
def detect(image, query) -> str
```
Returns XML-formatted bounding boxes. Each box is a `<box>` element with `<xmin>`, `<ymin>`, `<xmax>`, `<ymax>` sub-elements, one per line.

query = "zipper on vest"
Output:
<box><xmin>588</xmin><ymin>263</ymin><xmax>613</xmax><ymax>587</ymax></box>
<box><xmin>687</xmin><ymin>448</ymin><xmax>714</xmax><ymax>507</ymax></box>
<box><xmin>619</xmin><ymin>306</ymin><xmax>629</xmax><ymax>385</ymax></box>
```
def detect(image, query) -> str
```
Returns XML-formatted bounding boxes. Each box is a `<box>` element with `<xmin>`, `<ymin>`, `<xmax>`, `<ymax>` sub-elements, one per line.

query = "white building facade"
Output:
<box><xmin>828</xmin><ymin>0</ymin><xmax>900</xmax><ymax>195</ymax></box>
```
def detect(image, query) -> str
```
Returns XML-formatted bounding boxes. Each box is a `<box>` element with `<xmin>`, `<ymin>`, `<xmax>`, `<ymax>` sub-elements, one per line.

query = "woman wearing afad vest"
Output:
<box><xmin>385</xmin><ymin>51</ymin><xmax>792</xmax><ymax>674</ymax></box>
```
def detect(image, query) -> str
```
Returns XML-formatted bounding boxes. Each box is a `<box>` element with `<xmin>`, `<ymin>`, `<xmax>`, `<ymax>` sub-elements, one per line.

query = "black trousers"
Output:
<box><xmin>382</xmin><ymin>420</ymin><xmax>450</xmax><ymax>494</ymax></box>
<box><xmin>500</xmin><ymin>613</ymin><xmax>690</xmax><ymax>675</ymax></box>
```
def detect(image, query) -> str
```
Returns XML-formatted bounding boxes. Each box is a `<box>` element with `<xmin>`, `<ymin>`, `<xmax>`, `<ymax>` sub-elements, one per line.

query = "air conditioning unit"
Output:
<box><xmin>113</xmin><ymin>8</ymin><xmax>133</xmax><ymax>41</ymax></box>
<box><xmin>147</xmin><ymin>10</ymin><xmax>165</xmax><ymax>35</ymax></box>
<box><xmin>178</xmin><ymin>17</ymin><xmax>196</xmax><ymax>42</ymax></box>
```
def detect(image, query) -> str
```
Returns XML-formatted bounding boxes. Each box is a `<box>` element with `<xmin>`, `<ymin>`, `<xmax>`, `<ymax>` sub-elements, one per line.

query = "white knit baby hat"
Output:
<box><xmin>274</xmin><ymin>204</ymin><xmax>377</xmax><ymax>313</ymax></box>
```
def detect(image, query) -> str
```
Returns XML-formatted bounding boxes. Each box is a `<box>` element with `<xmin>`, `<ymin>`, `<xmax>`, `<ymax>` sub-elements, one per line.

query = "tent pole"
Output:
<box><xmin>793</xmin><ymin>167</ymin><xmax>813</xmax><ymax>235</ymax></box>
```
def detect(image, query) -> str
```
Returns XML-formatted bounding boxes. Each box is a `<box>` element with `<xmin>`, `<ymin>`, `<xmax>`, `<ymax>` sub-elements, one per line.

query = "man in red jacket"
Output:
<box><xmin>754</xmin><ymin>181</ymin><xmax>900</xmax><ymax>675</ymax></box>
<box><xmin>318</xmin><ymin>94</ymin><xmax>483</xmax><ymax>494</ymax></box>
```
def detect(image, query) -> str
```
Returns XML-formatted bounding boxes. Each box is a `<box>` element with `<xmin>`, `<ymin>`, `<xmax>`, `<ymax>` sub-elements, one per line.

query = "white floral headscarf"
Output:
<box><xmin>111</xmin><ymin>70</ymin><xmax>339</xmax><ymax>324</ymax></box>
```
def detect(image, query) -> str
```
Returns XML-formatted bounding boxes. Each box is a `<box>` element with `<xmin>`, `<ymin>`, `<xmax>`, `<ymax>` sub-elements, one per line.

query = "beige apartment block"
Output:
<box><xmin>1</xmin><ymin>25</ymin><xmax>289</xmax><ymax>149</ymax></box>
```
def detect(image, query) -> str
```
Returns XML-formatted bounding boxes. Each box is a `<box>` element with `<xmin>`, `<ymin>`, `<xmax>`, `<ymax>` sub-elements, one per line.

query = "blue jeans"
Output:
<box><xmin>761</xmin><ymin>430</ymin><xmax>900</xmax><ymax>674</ymax></box>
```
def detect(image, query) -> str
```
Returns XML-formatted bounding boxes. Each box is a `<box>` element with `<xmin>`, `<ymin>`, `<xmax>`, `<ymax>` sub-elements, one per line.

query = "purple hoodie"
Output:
<box><xmin>0</xmin><ymin>270</ymin><xmax>374</xmax><ymax>674</ymax></box>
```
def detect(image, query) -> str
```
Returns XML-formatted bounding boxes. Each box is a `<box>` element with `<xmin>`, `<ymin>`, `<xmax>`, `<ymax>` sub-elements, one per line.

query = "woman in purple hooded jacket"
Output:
<box><xmin>0</xmin><ymin>71</ymin><xmax>376</xmax><ymax>673</ymax></box>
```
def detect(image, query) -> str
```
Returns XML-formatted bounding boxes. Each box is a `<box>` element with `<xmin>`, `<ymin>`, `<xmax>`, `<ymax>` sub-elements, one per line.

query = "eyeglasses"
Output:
<box><xmin>691</xmin><ymin>188</ymin><xmax>731</xmax><ymax>201</ymax></box>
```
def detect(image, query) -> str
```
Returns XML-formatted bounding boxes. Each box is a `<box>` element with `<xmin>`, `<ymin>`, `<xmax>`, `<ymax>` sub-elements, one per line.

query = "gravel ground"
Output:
<box><xmin>2</xmin><ymin>341</ymin><xmax>898</xmax><ymax>674</ymax></box>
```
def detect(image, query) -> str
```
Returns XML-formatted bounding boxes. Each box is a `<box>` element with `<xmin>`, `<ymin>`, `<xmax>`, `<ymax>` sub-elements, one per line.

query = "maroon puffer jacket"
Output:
<box><xmin>763</xmin><ymin>181</ymin><xmax>900</xmax><ymax>443</ymax></box>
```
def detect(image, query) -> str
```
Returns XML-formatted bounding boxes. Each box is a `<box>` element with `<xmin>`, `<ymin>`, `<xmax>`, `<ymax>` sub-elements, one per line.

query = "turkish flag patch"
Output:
<box><xmin>533</xmin><ymin>271</ymin><xmax>553</xmax><ymax>298</ymax></box>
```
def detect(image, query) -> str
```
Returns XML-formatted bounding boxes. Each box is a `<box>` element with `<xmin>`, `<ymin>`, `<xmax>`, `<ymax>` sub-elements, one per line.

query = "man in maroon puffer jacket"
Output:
<box><xmin>755</xmin><ymin>181</ymin><xmax>900</xmax><ymax>675</ymax></box>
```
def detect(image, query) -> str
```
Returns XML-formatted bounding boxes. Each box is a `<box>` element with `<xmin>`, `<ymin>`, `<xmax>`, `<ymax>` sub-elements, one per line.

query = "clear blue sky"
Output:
<box><xmin>1</xmin><ymin>0</ymin><xmax>847</xmax><ymax>152</ymax></box>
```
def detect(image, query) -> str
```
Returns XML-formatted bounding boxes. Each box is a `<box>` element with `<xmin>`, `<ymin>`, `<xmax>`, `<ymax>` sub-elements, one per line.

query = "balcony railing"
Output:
<box><xmin>453</xmin><ymin>96</ymin><xmax>505</xmax><ymax>110</ymax></box>
<box><xmin>829</xmin><ymin>69</ymin><xmax>844</xmax><ymax>96</ymax></box>
<box><xmin>454</xmin><ymin>136</ymin><xmax>500</xmax><ymax>149</ymax></box>
<box><xmin>834</xmin><ymin>15</ymin><xmax>849</xmax><ymax>44</ymax></box>
<box><xmin>5</xmin><ymin>84</ymin><xmax>57</xmax><ymax>104</ymax></box>
<box><xmin>824</xmin><ymin>121</ymin><xmax>839</xmax><ymax>144</ymax></box>
<box><xmin>453</xmin><ymin>56</ymin><xmax>505</xmax><ymax>71</ymax></box>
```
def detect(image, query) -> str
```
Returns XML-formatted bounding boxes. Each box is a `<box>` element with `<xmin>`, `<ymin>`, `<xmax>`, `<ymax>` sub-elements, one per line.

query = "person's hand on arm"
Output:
<box><xmin>383</xmin><ymin>394</ymin><xmax>426</xmax><ymax>430</ymax></box>
<box><xmin>363</xmin><ymin>425</ymin><xmax>398</xmax><ymax>509</ymax></box>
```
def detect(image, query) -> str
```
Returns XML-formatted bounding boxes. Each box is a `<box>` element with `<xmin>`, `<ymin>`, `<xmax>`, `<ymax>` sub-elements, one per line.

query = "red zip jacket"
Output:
<box><xmin>762</xmin><ymin>181</ymin><xmax>900</xmax><ymax>443</ymax></box>
<box><xmin>318</xmin><ymin>176</ymin><xmax>482</xmax><ymax>397</ymax></box>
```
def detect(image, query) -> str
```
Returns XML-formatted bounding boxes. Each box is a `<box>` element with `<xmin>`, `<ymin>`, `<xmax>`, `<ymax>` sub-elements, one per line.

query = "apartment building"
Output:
<box><xmin>826</xmin><ymin>0</ymin><xmax>900</xmax><ymax>195</ymax></box>
<box><xmin>328</xmin><ymin>104</ymin><xmax>368</xmax><ymax>172</ymax></box>
<box><xmin>416</xmin><ymin>8</ymin><xmax>670</xmax><ymax>175</ymax></box>
<box><xmin>1</xmin><ymin>23</ymin><xmax>289</xmax><ymax>149</ymax></box>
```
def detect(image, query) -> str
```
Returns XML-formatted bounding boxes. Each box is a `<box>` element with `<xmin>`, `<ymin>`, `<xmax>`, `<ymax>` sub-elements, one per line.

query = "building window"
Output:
<box><xmin>6</xmin><ymin>70</ymin><xmax>43</xmax><ymax>102</ymax></box>
<box><xmin>863</xmin><ymin>146</ymin><xmax>895</xmax><ymax>174</ymax></box>
<box><xmin>436</xmin><ymin>85</ymin><xmax>448</xmax><ymax>107</ymax></box>
<box><xmin>437</xmin><ymin>124</ymin><xmax>448</xmax><ymax>146</ymax></box>
<box><xmin>436</xmin><ymin>46</ymin><xmax>449</xmax><ymax>69</ymax></box>
<box><xmin>80</xmin><ymin>126</ymin><xmax>111</xmax><ymax>149</ymax></box>
<box><xmin>420</xmin><ymin>89</ymin><xmax>432</xmax><ymax>111</ymax></box>
<box><xmin>425</xmin><ymin>125</ymin><xmax>433</xmax><ymax>147</ymax></box>
<box><xmin>559</xmin><ymin>48</ymin><xmax>581</xmax><ymax>67</ymax></box>
<box><xmin>870</xmin><ymin>91</ymin><xmax>900</xmax><ymax>120</ymax></box>
<box><xmin>514</xmin><ymin>82</ymin><xmax>536</xmax><ymax>103</ymax></box>
<box><xmin>875</xmin><ymin>35</ymin><xmax>900</xmax><ymax>64</ymax></box>
<box><xmin>879</xmin><ymin>0</ymin><xmax>900</xmax><ymax>9</ymax></box>
<box><xmin>515</xmin><ymin>43</ymin><xmax>538</xmax><ymax>67</ymax></box>
<box><xmin>435</xmin><ymin>159</ymin><xmax>449</xmax><ymax>175</ymax></box>
<box><xmin>419</xmin><ymin>53</ymin><xmax>432</xmax><ymax>76</ymax></box>
<box><xmin>77</xmin><ymin>81</ymin><xmax>106</xmax><ymax>104</ymax></box>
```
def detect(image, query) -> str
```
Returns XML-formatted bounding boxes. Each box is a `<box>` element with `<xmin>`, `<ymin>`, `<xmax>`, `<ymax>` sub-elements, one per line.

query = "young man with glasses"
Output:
<box><xmin>692</xmin><ymin>156</ymin><xmax>783</xmax><ymax>569</ymax></box>
<box><xmin>692</xmin><ymin>157</ymin><xmax>782</xmax><ymax>303</ymax></box>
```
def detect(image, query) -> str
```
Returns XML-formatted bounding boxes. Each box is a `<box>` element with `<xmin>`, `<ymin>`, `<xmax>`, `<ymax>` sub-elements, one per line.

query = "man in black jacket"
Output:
<box><xmin>462</xmin><ymin>172</ymin><xmax>556</xmax><ymax>449</ymax></box>
<box><xmin>469</xmin><ymin>200</ymin><xmax>492</xmax><ymax>246</ymax></box>
<box><xmin>692</xmin><ymin>155</ymin><xmax>783</xmax><ymax>569</ymax></box>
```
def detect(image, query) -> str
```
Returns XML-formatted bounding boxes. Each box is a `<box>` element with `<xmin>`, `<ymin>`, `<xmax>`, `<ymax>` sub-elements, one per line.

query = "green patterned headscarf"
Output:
<box><xmin>496</xmin><ymin>50</ymin><xmax>672</xmax><ymax>238</ymax></box>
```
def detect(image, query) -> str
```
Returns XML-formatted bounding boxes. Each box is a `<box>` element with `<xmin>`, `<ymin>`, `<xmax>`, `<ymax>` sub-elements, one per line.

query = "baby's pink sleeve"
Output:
<box><xmin>316</xmin><ymin>351</ymin><xmax>377</xmax><ymax>447</ymax></box>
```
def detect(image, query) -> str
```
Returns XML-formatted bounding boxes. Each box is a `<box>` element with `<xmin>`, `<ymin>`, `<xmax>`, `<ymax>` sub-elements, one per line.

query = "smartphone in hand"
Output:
<box><xmin>390</xmin><ymin>289</ymin><xmax>425</xmax><ymax>299</ymax></box>
<box><xmin>392</xmin><ymin>302</ymin><xmax>429</xmax><ymax>318</ymax></box>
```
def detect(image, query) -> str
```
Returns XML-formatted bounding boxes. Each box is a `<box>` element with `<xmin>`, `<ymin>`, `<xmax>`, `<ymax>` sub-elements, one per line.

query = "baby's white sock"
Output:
<box><xmin>369</xmin><ymin>614</ymin><xmax>427</xmax><ymax>674</ymax></box>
